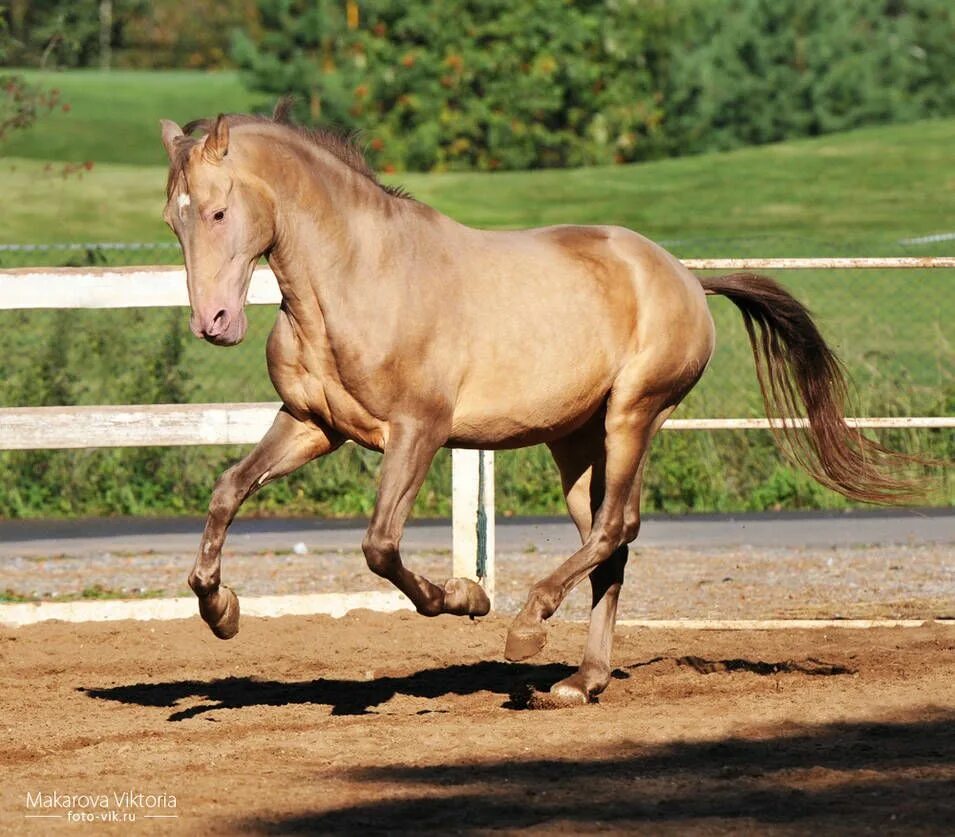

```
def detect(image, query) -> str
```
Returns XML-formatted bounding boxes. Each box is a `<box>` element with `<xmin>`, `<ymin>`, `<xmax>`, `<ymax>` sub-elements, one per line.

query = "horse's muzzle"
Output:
<box><xmin>190</xmin><ymin>307</ymin><xmax>248</xmax><ymax>346</ymax></box>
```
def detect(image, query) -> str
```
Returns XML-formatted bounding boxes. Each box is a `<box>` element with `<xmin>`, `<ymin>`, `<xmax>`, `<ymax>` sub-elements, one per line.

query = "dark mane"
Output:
<box><xmin>169</xmin><ymin>109</ymin><xmax>412</xmax><ymax>201</ymax></box>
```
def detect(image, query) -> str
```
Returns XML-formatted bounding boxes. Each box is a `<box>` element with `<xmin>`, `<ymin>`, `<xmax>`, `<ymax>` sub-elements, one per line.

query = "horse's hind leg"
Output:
<box><xmin>517</xmin><ymin>424</ymin><xmax>625</xmax><ymax>706</ymax></box>
<box><xmin>531</xmin><ymin>465</ymin><xmax>652</xmax><ymax>708</ymax></box>
<box><xmin>362</xmin><ymin>420</ymin><xmax>490</xmax><ymax>617</ymax></box>
<box><xmin>505</xmin><ymin>383</ymin><xmax>669</xmax><ymax>664</ymax></box>
<box><xmin>190</xmin><ymin>407</ymin><xmax>342</xmax><ymax>638</ymax></box>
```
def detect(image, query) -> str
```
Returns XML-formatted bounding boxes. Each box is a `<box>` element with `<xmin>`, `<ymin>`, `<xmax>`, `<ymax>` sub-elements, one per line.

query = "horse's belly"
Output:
<box><xmin>449</xmin><ymin>370</ymin><xmax>611</xmax><ymax>448</ymax></box>
<box><xmin>448</xmin><ymin>411</ymin><xmax>600</xmax><ymax>449</ymax></box>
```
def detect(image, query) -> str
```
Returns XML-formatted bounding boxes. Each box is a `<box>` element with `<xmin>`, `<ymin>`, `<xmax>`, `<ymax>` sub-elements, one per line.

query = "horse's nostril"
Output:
<box><xmin>208</xmin><ymin>309</ymin><xmax>231</xmax><ymax>336</ymax></box>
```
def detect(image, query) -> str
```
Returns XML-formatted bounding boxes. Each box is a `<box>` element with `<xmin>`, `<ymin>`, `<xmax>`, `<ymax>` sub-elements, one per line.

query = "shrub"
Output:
<box><xmin>234</xmin><ymin>0</ymin><xmax>955</xmax><ymax>171</ymax></box>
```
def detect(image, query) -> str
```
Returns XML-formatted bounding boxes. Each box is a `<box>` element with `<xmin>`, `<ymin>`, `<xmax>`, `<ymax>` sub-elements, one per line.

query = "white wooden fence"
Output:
<box><xmin>1</xmin><ymin>259</ymin><xmax>953</xmax><ymax>611</ymax></box>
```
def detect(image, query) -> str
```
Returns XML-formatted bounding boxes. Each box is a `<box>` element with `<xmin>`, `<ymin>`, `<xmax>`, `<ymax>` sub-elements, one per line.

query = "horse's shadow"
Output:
<box><xmin>80</xmin><ymin>654</ymin><xmax>854</xmax><ymax>721</ymax></box>
<box><xmin>79</xmin><ymin>661</ymin><xmax>580</xmax><ymax>720</ymax></box>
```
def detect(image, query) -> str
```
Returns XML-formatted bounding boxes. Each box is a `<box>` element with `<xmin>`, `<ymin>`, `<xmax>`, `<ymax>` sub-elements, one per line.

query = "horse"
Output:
<box><xmin>159</xmin><ymin>107</ymin><xmax>916</xmax><ymax>708</ymax></box>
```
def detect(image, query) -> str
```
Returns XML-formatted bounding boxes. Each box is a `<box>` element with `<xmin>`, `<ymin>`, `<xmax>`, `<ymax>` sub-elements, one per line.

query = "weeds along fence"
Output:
<box><xmin>0</xmin><ymin>257</ymin><xmax>952</xmax><ymax>529</ymax></box>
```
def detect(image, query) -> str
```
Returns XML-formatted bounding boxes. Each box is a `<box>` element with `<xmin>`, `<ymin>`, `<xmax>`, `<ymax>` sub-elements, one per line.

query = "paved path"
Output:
<box><xmin>2</xmin><ymin>510</ymin><xmax>951</xmax><ymax>620</ymax></box>
<box><xmin>1</xmin><ymin>508</ymin><xmax>951</xmax><ymax>559</ymax></box>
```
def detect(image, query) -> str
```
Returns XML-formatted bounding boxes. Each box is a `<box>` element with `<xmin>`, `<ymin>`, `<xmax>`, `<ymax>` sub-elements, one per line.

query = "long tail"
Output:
<box><xmin>700</xmin><ymin>272</ymin><xmax>921</xmax><ymax>503</ymax></box>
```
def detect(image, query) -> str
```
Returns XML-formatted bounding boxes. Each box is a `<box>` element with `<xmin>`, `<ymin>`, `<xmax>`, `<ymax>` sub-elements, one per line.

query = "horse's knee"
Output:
<box><xmin>362</xmin><ymin>531</ymin><xmax>399</xmax><ymax>577</ymax></box>
<box><xmin>209</xmin><ymin>465</ymin><xmax>243</xmax><ymax>517</ymax></box>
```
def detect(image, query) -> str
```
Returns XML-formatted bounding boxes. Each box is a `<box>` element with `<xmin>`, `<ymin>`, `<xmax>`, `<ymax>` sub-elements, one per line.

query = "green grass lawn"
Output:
<box><xmin>403</xmin><ymin>119</ymin><xmax>955</xmax><ymax>254</ymax></box>
<box><xmin>0</xmin><ymin>70</ymin><xmax>264</xmax><ymax>166</ymax></box>
<box><xmin>1</xmin><ymin>68</ymin><xmax>953</xmax><ymax>250</ymax></box>
<box><xmin>0</xmin><ymin>70</ymin><xmax>951</xmax><ymax>515</ymax></box>
<box><xmin>3</xmin><ymin>96</ymin><xmax>955</xmax><ymax>249</ymax></box>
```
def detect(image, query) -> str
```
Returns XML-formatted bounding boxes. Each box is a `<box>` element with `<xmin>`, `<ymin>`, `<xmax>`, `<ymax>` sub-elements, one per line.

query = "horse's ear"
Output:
<box><xmin>160</xmin><ymin>119</ymin><xmax>184</xmax><ymax>160</ymax></box>
<box><xmin>273</xmin><ymin>96</ymin><xmax>295</xmax><ymax>124</ymax></box>
<box><xmin>203</xmin><ymin>114</ymin><xmax>229</xmax><ymax>163</ymax></box>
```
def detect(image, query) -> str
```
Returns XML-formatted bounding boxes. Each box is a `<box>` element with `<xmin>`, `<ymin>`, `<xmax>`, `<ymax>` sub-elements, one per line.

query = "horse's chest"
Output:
<box><xmin>267</xmin><ymin>312</ymin><xmax>388</xmax><ymax>450</ymax></box>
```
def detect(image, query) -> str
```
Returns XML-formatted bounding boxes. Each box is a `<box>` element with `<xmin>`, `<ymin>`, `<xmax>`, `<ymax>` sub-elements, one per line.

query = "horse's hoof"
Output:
<box><xmin>443</xmin><ymin>577</ymin><xmax>491</xmax><ymax>617</ymax></box>
<box><xmin>199</xmin><ymin>586</ymin><xmax>240</xmax><ymax>640</ymax></box>
<box><xmin>528</xmin><ymin>684</ymin><xmax>591</xmax><ymax>710</ymax></box>
<box><xmin>504</xmin><ymin>621</ymin><xmax>547</xmax><ymax>661</ymax></box>
<box><xmin>508</xmin><ymin>680</ymin><xmax>591</xmax><ymax>710</ymax></box>
<box><xmin>548</xmin><ymin>675</ymin><xmax>595</xmax><ymax>706</ymax></box>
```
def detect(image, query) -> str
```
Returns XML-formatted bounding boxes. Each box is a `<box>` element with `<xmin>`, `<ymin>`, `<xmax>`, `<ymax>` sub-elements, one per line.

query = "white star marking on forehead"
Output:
<box><xmin>177</xmin><ymin>193</ymin><xmax>191</xmax><ymax>220</ymax></box>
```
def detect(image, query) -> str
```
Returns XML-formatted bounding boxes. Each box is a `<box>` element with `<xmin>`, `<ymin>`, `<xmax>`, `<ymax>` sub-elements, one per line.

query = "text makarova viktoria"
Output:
<box><xmin>26</xmin><ymin>790</ymin><xmax>177</xmax><ymax>821</ymax></box>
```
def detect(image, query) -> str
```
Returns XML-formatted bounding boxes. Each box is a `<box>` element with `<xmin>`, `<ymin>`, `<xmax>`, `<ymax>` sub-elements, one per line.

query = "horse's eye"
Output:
<box><xmin>213</xmin><ymin>209</ymin><xmax>226</xmax><ymax>222</ymax></box>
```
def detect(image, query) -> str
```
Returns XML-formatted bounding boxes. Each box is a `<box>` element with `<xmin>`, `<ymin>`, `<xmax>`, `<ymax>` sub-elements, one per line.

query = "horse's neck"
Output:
<box><xmin>254</xmin><ymin>131</ymin><xmax>463</xmax><ymax>333</ymax></box>
<box><xmin>266</xmin><ymin>164</ymin><xmax>412</xmax><ymax>328</ymax></box>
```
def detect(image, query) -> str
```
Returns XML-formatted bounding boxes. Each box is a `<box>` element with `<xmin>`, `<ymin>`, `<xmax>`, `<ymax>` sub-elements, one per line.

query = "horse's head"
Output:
<box><xmin>160</xmin><ymin>115</ymin><xmax>273</xmax><ymax>346</ymax></box>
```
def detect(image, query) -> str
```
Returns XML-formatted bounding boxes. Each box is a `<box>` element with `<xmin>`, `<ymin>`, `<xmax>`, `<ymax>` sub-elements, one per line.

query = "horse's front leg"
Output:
<box><xmin>190</xmin><ymin>407</ymin><xmax>343</xmax><ymax>638</ymax></box>
<box><xmin>362</xmin><ymin>421</ymin><xmax>490</xmax><ymax>617</ymax></box>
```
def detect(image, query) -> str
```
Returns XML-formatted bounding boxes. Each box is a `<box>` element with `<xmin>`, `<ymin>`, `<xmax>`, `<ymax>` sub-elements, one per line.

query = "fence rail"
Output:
<box><xmin>3</xmin><ymin>257</ymin><xmax>955</xmax><ymax>310</ymax></box>
<box><xmin>2</xmin><ymin>403</ymin><xmax>953</xmax><ymax>452</ymax></box>
<box><xmin>685</xmin><ymin>257</ymin><xmax>955</xmax><ymax>270</ymax></box>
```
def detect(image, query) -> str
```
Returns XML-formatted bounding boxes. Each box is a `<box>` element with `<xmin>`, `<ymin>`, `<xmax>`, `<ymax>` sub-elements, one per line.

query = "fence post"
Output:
<box><xmin>451</xmin><ymin>449</ymin><xmax>495</xmax><ymax>606</ymax></box>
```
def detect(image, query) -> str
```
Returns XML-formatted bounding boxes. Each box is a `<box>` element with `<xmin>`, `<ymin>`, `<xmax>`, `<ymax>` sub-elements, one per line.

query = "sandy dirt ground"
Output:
<box><xmin>2</xmin><ymin>611</ymin><xmax>954</xmax><ymax>835</ymax></box>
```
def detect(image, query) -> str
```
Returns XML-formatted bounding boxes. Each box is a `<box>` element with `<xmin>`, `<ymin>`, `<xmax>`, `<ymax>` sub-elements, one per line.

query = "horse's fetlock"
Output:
<box><xmin>582</xmin><ymin>662</ymin><xmax>613</xmax><ymax>694</ymax></box>
<box><xmin>189</xmin><ymin>570</ymin><xmax>219</xmax><ymax>597</ymax></box>
<box><xmin>529</xmin><ymin>582</ymin><xmax>558</xmax><ymax>620</ymax></box>
<box><xmin>416</xmin><ymin>596</ymin><xmax>445</xmax><ymax>617</ymax></box>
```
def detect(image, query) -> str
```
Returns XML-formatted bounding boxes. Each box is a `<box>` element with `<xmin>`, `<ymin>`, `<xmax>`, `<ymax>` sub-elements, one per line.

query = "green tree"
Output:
<box><xmin>234</xmin><ymin>0</ymin><xmax>955</xmax><ymax>172</ymax></box>
<box><xmin>0</xmin><ymin>0</ymin><xmax>204</xmax><ymax>70</ymax></box>
<box><xmin>119</xmin><ymin>0</ymin><xmax>261</xmax><ymax>69</ymax></box>
<box><xmin>3</xmin><ymin>0</ymin><xmax>103</xmax><ymax>68</ymax></box>
<box><xmin>0</xmin><ymin>4</ymin><xmax>63</xmax><ymax>140</ymax></box>
<box><xmin>665</xmin><ymin>0</ymin><xmax>955</xmax><ymax>154</ymax></box>
<box><xmin>233</xmin><ymin>0</ymin><xmax>686</xmax><ymax>171</ymax></box>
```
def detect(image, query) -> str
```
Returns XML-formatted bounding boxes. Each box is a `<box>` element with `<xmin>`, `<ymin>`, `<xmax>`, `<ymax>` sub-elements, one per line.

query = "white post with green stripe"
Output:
<box><xmin>451</xmin><ymin>449</ymin><xmax>495</xmax><ymax>607</ymax></box>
